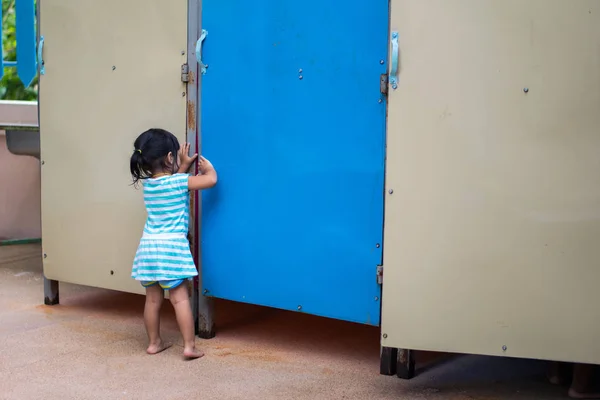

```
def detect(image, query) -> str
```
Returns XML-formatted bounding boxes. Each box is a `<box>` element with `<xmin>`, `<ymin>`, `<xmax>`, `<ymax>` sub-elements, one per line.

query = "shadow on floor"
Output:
<box><xmin>1</xmin><ymin>244</ymin><xmax>580</xmax><ymax>399</ymax></box>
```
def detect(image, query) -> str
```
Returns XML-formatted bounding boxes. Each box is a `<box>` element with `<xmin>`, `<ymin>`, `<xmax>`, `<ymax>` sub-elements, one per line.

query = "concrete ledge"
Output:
<box><xmin>0</xmin><ymin>101</ymin><xmax>38</xmax><ymax>130</ymax></box>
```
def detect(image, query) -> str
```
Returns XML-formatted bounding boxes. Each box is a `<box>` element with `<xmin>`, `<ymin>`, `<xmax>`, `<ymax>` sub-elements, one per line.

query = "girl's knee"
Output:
<box><xmin>145</xmin><ymin>284</ymin><xmax>164</xmax><ymax>304</ymax></box>
<box><xmin>169</xmin><ymin>285</ymin><xmax>189</xmax><ymax>305</ymax></box>
<box><xmin>146</xmin><ymin>295</ymin><xmax>163</xmax><ymax>305</ymax></box>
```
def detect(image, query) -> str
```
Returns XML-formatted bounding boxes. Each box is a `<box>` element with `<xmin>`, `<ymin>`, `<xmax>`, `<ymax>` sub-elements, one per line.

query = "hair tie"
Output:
<box><xmin>136</xmin><ymin>149</ymin><xmax>142</xmax><ymax>154</ymax></box>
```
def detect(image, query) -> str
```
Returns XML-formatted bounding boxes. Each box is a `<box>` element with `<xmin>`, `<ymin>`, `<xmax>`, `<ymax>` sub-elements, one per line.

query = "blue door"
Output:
<box><xmin>200</xmin><ymin>1</ymin><xmax>389</xmax><ymax>325</ymax></box>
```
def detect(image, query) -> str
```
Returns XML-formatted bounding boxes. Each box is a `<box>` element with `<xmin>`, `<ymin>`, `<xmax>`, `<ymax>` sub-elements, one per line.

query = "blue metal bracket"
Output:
<box><xmin>15</xmin><ymin>0</ymin><xmax>37</xmax><ymax>86</ymax></box>
<box><xmin>195</xmin><ymin>29</ymin><xmax>208</xmax><ymax>75</ymax></box>
<box><xmin>390</xmin><ymin>32</ymin><xmax>399</xmax><ymax>90</ymax></box>
<box><xmin>38</xmin><ymin>36</ymin><xmax>45</xmax><ymax>75</ymax></box>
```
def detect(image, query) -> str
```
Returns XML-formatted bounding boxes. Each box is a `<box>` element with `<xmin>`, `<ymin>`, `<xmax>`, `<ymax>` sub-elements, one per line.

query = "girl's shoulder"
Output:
<box><xmin>145</xmin><ymin>173</ymin><xmax>189</xmax><ymax>184</ymax></box>
<box><xmin>163</xmin><ymin>173</ymin><xmax>189</xmax><ymax>182</ymax></box>
<box><xmin>144</xmin><ymin>173</ymin><xmax>189</xmax><ymax>193</ymax></box>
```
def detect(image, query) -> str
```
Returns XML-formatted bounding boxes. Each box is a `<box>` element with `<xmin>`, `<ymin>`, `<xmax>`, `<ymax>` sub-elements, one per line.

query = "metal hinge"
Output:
<box><xmin>376</xmin><ymin>265</ymin><xmax>383</xmax><ymax>285</ymax></box>
<box><xmin>181</xmin><ymin>63</ymin><xmax>190</xmax><ymax>83</ymax></box>
<box><xmin>380</xmin><ymin>74</ymin><xmax>388</xmax><ymax>97</ymax></box>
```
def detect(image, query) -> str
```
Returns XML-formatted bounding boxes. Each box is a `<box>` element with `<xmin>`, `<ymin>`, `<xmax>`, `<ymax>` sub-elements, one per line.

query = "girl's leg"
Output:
<box><xmin>169</xmin><ymin>283</ymin><xmax>204</xmax><ymax>359</ymax></box>
<box><xmin>569</xmin><ymin>364</ymin><xmax>600</xmax><ymax>399</ymax></box>
<box><xmin>547</xmin><ymin>361</ymin><xmax>569</xmax><ymax>385</ymax></box>
<box><xmin>144</xmin><ymin>284</ymin><xmax>171</xmax><ymax>354</ymax></box>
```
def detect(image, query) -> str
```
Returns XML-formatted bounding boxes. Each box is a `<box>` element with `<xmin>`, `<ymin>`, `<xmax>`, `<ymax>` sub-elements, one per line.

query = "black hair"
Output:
<box><xmin>130</xmin><ymin>128</ymin><xmax>181</xmax><ymax>185</ymax></box>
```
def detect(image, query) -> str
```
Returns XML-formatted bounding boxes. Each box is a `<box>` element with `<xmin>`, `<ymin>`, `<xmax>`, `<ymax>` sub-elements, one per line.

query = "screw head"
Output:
<box><xmin>297</xmin><ymin>305</ymin><xmax>302</xmax><ymax>311</ymax></box>
<box><xmin>112</xmin><ymin>66</ymin><xmax>116</xmax><ymax>71</ymax></box>
<box><xmin>523</xmin><ymin>87</ymin><xmax>529</xmax><ymax>93</ymax></box>
<box><xmin>43</xmin><ymin>253</ymin><xmax>47</xmax><ymax>259</ymax></box>
<box><xmin>181</xmin><ymin>51</ymin><xmax>185</xmax><ymax>55</ymax></box>
<box><xmin>388</xmin><ymin>189</ymin><xmax>394</xmax><ymax>194</ymax></box>
<box><xmin>299</xmin><ymin>75</ymin><xmax>303</xmax><ymax>80</ymax></box>
<box><xmin>378</xmin><ymin>99</ymin><xmax>383</xmax><ymax>103</ymax></box>
<box><xmin>298</xmin><ymin>69</ymin><xmax>303</xmax><ymax>73</ymax></box>
<box><xmin>383</xmin><ymin>333</ymin><xmax>388</xmax><ymax>339</ymax></box>
<box><xmin>376</xmin><ymin>243</ymin><xmax>380</xmax><ymax>248</ymax></box>
<box><xmin>110</xmin><ymin>270</ymin><xmax>114</xmax><ymax>275</ymax></box>
<box><xmin>203</xmin><ymin>289</ymin><xmax>208</xmax><ymax>295</ymax></box>
<box><xmin>392</xmin><ymin>83</ymin><xmax>398</xmax><ymax>90</ymax></box>
<box><xmin>182</xmin><ymin>92</ymin><xmax>186</xmax><ymax>97</ymax></box>
<box><xmin>380</xmin><ymin>60</ymin><xmax>385</xmax><ymax>65</ymax></box>
<box><xmin>502</xmin><ymin>345</ymin><xmax>507</xmax><ymax>352</ymax></box>
<box><xmin>375</xmin><ymin>296</ymin><xmax>379</xmax><ymax>301</ymax></box>
<box><xmin>41</xmin><ymin>161</ymin><xmax>45</xmax><ymax>165</ymax></box>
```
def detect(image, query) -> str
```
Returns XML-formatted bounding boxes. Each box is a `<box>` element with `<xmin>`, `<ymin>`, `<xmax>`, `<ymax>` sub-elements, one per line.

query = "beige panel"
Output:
<box><xmin>39</xmin><ymin>1</ymin><xmax>187</xmax><ymax>294</ymax></box>
<box><xmin>381</xmin><ymin>0</ymin><xmax>600</xmax><ymax>364</ymax></box>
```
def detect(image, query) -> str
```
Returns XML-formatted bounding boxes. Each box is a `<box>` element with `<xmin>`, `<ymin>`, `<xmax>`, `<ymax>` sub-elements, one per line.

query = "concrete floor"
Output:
<box><xmin>0</xmin><ymin>244</ymin><xmax>575</xmax><ymax>400</ymax></box>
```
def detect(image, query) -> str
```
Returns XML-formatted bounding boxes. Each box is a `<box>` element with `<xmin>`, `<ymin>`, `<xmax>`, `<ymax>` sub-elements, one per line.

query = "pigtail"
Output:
<box><xmin>130</xmin><ymin>148</ymin><xmax>151</xmax><ymax>186</ymax></box>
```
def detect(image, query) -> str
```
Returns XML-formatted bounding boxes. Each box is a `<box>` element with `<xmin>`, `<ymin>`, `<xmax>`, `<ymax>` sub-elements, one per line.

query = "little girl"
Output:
<box><xmin>129</xmin><ymin>128</ymin><xmax>217</xmax><ymax>359</ymax></box>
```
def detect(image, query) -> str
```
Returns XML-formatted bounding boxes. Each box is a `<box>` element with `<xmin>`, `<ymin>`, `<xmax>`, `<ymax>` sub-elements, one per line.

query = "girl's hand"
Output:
<box><xmin>188</xmin><ymin>156</ymin><xmax>217</xmax><ymax>190</ymax></box>
<box><xmin>198</xmin><ymin>156</ymin><xmax>214</xmax><ymax>174</ymax></box>
<box><xmin>178</xmin><ymin>143</ymin><xmax>198</xmax><ymax>172</ymax></box>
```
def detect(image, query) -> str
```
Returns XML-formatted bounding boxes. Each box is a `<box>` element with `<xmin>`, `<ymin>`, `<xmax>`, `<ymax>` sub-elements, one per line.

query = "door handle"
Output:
<box><xmin>390</xmin><ymin>32</ymin><xmax>398</xmax><ymax>90</ymax></box>
<box><xmin>195</xmin><ymin>29</ymin><xmax>208</xmax><ymax>75</ymax></box>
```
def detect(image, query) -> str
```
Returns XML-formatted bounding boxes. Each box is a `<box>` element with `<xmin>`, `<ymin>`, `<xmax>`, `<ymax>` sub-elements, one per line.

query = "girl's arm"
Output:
<box><xmin>188</xmin><ymin>156</ymin><xmax>217</xmax><ymax>191</ymax></box>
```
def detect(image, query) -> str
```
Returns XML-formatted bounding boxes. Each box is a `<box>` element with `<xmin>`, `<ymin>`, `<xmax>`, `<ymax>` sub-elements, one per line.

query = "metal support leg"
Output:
<box><xmin>43</xmin><ymin>276</ymin><xmax>59</xmax><ymax>305</ymax></box>
<box><xmin>197</xmin><ymin>292</ymin><xmax>215</xmax><ymax>339</ymax></box>
<box><xmin>380</xmin><ymin>346</ymin><xmax>398</xmax><ymax>375</ymax></box>
<box><xmin>397</xmin><ymin>349</ymin><xmax>416</xmax><ymax>379</ymax></box>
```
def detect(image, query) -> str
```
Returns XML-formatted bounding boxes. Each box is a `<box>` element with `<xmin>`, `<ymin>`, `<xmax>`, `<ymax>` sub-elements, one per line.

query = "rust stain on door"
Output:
<box><xmin>187</xmin><ymin>100</ymin><xmax>196</xmax><ymax>130</ymax></box>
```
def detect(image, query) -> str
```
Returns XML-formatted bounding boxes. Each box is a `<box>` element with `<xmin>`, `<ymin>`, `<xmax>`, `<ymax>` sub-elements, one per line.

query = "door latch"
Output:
<box><xmin>181</xmin><ymin>63</ymin><xmax>190</xmax><ymax>83</ymax></box>
<box><xmin>376</xmin><ymin>265</ymin><xmax>384</xmax><ymax>285</ymax></box>
<box><xmin>380</xmin><ymin>74</ymin><xmax>389</xmax><ymax>97</ymax></box>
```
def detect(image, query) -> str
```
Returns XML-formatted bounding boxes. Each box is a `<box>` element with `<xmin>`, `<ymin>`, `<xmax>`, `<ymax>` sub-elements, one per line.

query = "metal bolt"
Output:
<box><xmin>523</xmin><ymin>87</ymin><xmax>529</xmax><ymax>93</ymax></box>
<box><xmin>203</xmin><ymin>289</ymin><xmax>208</xmax><ymax>295</ymax></box>
<box><xmin>380</xmin><ymin>60</ymin><xmax>385</xmax><ymax>65</ymax></box>
<box><xmin>182</xmin><ymin>92</ymin><xmax>186</xmax><ymax>97</ymax></box>
<box><xmin>43</xmin><ymin>253</ymin><xmax>47</xmax><ymax>259</ymax></box>
<box><xmin>41</xmin><ymin>161</ymin><xmax>45</xmax><ymax>165</ymax></box>
<box><xmin>375</xmin><ymin>296</ymin><xmax>379</xmax><ymax>301</ymax></box>
<box><xmin>378</xmin><ymin>99</ymin><xmax>382</xmax><ymax>103</ymax></box>
<box><xmin>297</xmin><ymin>305</ymin><xmax>302</xmax><ymax>311</ymax></box>
<box><xmin>376</xmin><ymin>243</ymin><xmax>380</xmax><ymax>248</ymax></box>
<box><xmin>383</xmin><ymin>333</ymin><xmax>388</xmax><ymax>339</ymax></box>
<box><xmin>110</xmin><ymin>270</ymin><xmax>114</xmax><ymax>275</ymax></box>
<box><xmin>181</xmin><ymin>51</ymin><xmax>185</xmax><ymax>55</ymax></box>
<box><xmin>392</xmin><ymin>83</ymin><xmax>398</xmax><ymax>90</ymax></box>
<box><xmin>298</xmin><ymin>69</ymin><xmax>303</xmax><ymax>73</ymax></box>
<box><xmin>112</xmin><ymin>66</ymin><xmax>116</xmax><ymax>71</ymax></box>
<box><xmin>388</xmin><ymin>189</ymin><xmax>394</xmax><ymax>194</ymax></box>
<box><xmin>502</xmin><ymin>345</ymin><xmax>507</xmax><ymax>352</ymax></box>
<box><xmin>299</xmin><ymin>75</ymin><xmax>303</xmax><ymax>80</ymax></box>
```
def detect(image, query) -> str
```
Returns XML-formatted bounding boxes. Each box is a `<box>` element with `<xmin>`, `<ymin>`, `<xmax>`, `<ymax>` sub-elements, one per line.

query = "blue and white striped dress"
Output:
<box><xmin>131</xmin><ymin>173</ymin><xmax>198</xmax><ymax>282</ymax></box>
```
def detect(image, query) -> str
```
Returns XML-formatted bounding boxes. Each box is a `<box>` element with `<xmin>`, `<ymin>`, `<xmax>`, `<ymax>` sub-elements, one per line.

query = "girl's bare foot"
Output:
<box><xmin>568</xmin><ymin>388</ymin><xmax>600</xmax><ymax>399</ymax></box>
<box><xmin>146</xmin><ymin>340</ymin><xmax>172</xmax><ymax>355</ymax></box>
<box><xmin>547</xmin><ymin>372</ymin><xmax>566</xmax><ymax>385</ymax></box>
<box><xmin>183</xmin><ymin>347</ymin><xmax>205</xmax><ymax>360</ymax></box>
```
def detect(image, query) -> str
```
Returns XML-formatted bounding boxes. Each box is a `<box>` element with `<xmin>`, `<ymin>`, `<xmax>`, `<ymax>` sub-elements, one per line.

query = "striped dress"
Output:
<box><xmin>131</xmin><ymin>173</ymin><xmax>198</xmax><ymax>282</ymax></box>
